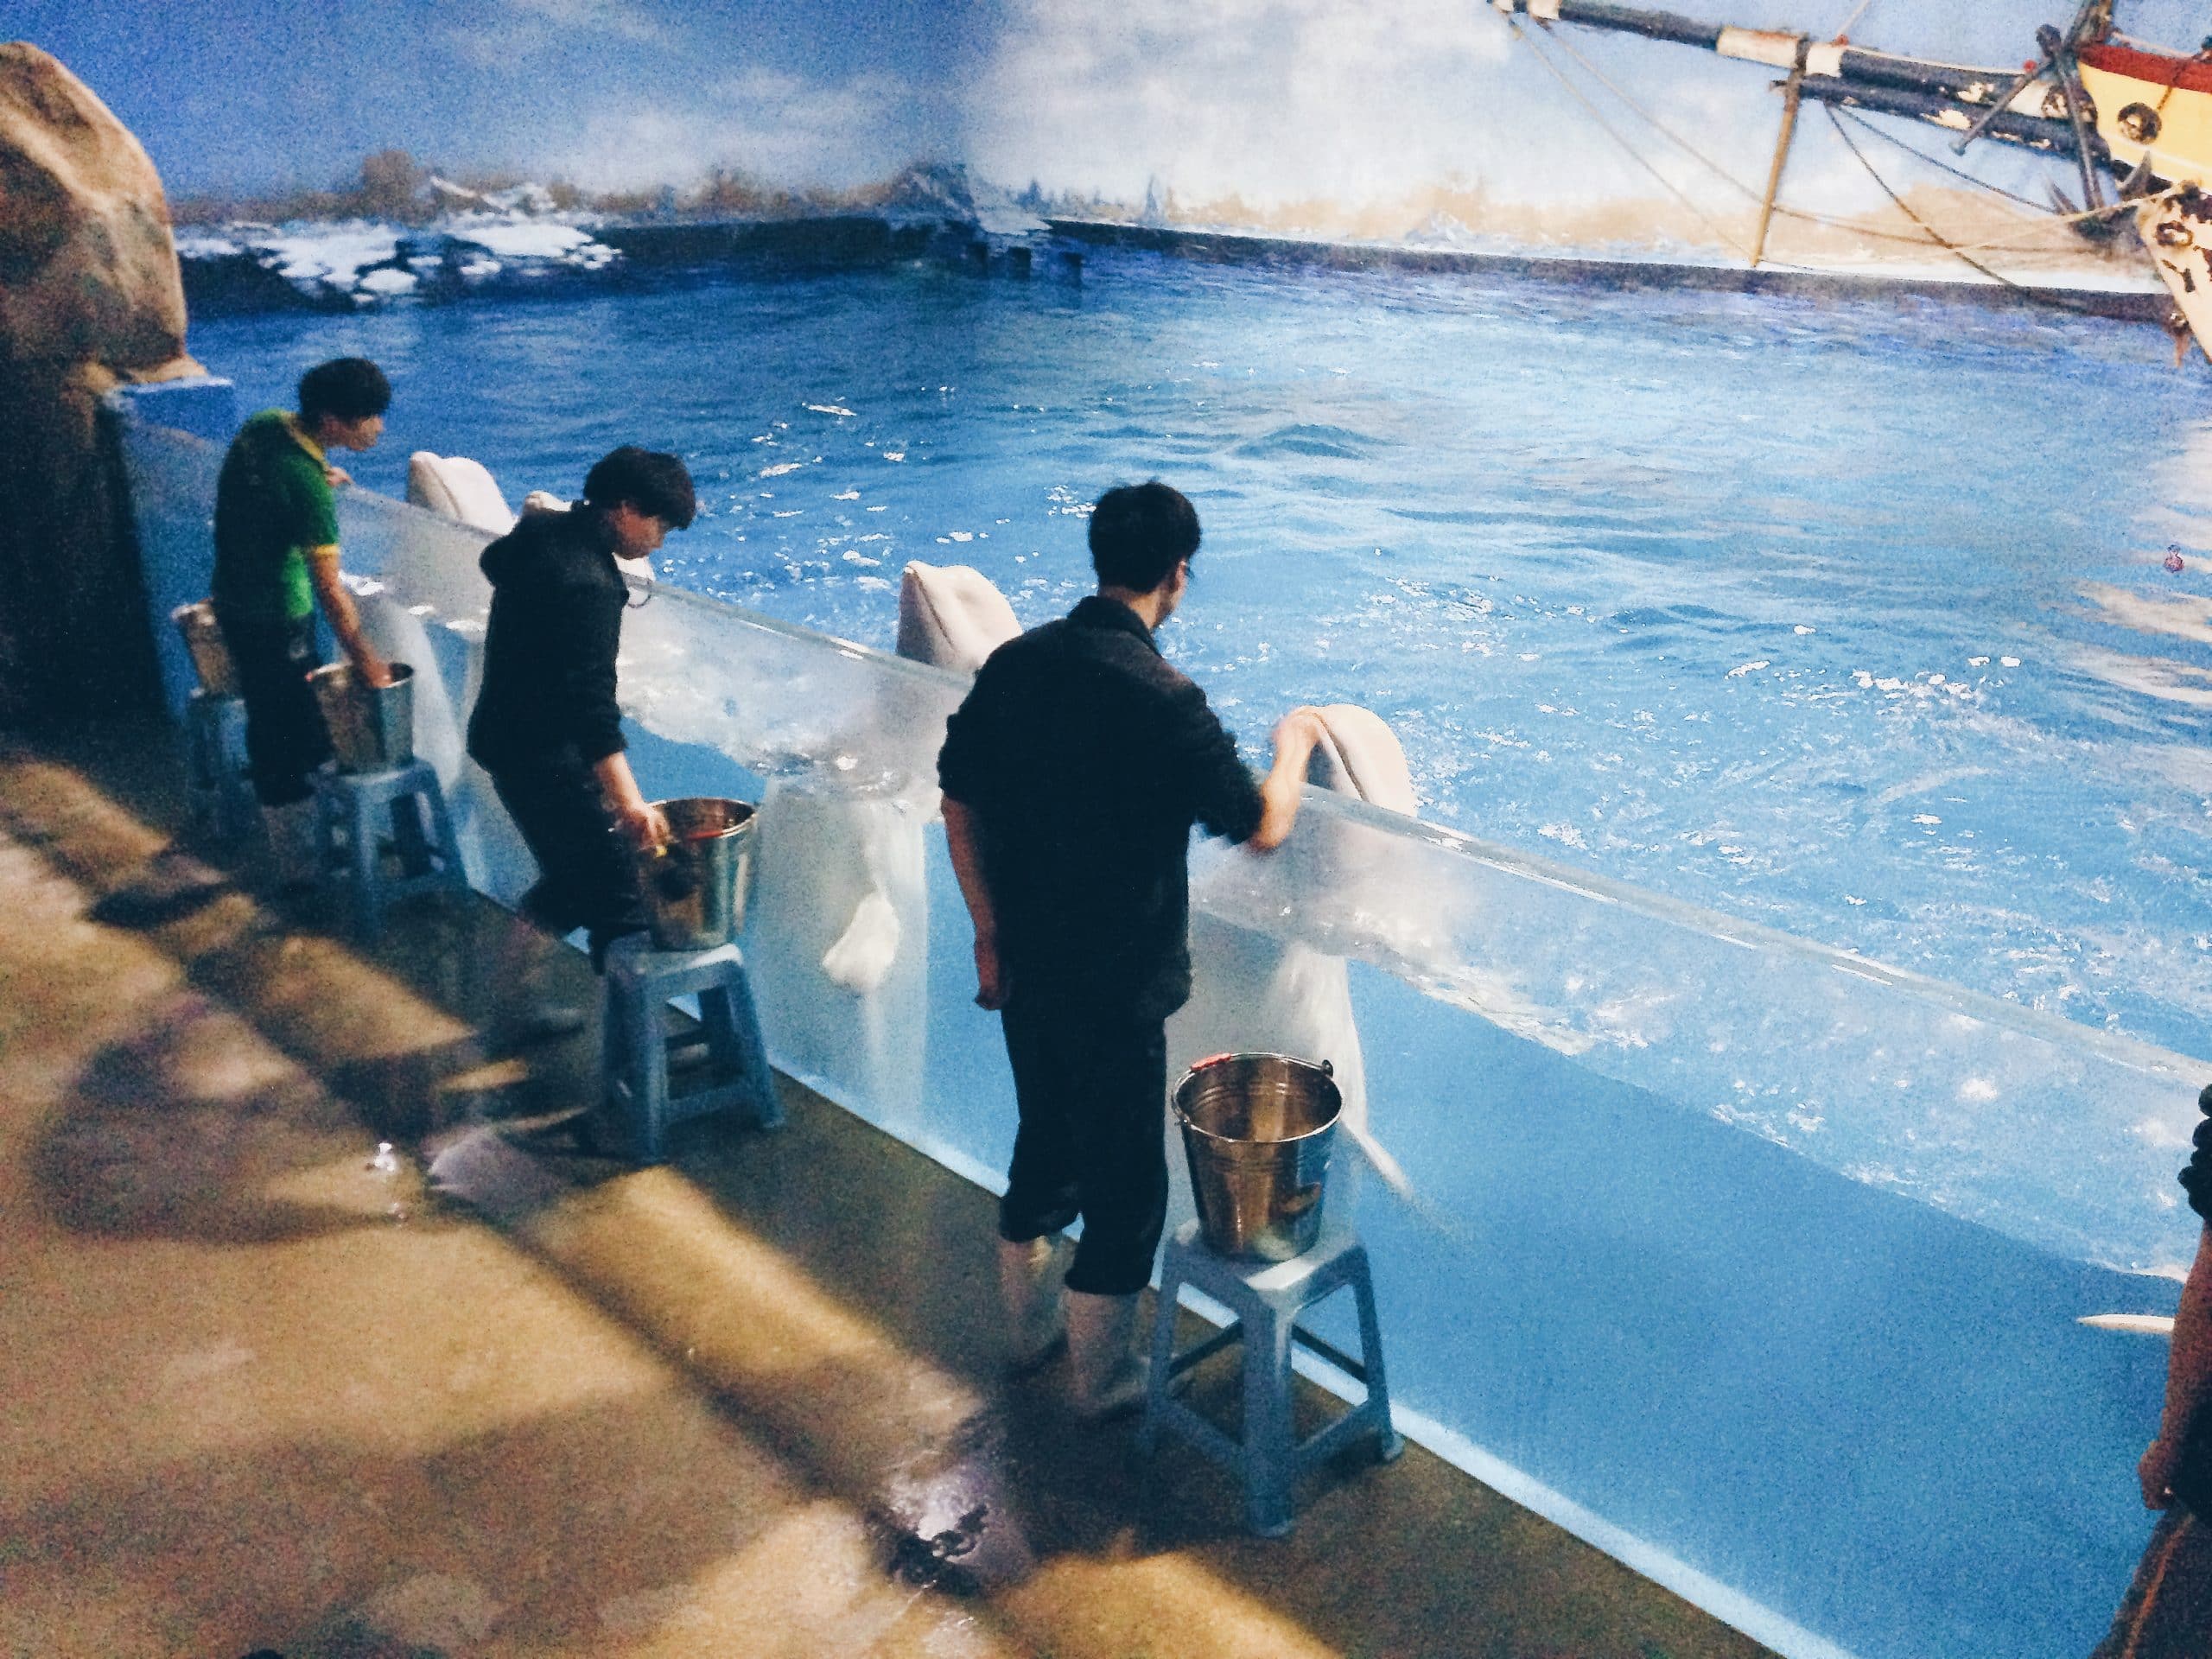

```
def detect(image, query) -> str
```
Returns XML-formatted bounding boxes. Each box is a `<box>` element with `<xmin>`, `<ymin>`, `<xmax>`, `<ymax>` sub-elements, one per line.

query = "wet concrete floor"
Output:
<box><xmin>0</xmin><ymin>721</ymin><xmax>1776</xmax><ymax>1659</ymax></box>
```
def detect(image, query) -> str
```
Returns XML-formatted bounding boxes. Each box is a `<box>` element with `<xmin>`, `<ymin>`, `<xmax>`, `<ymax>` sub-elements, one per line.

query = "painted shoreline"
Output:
<box><xmin>1045</xmin><ymin>217</ymin><xmax>2171</xmax><ymax>321</ymax></box>
<box><xmin>178</xmin><ymin>207</ymin><xmax>2171</xmax><ymax>325</ymax></box>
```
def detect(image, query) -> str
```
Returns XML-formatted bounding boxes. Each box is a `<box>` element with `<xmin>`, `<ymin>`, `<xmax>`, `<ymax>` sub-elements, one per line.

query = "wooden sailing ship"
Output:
<box><xmin>1489</xmin><ymin>0</ymin><xmax>2212</xmax><ymax>356</ymax></box>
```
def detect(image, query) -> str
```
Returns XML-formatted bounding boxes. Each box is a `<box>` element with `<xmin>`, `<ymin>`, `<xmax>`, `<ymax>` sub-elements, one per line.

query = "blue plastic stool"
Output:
<box><xmin>1140</xmin><ymin>1219</ymin><xmax>1402</xmax><ymax>1536</ymax></box>
<box><xmin>599</xmin><ymin>934</ymin><xmax>782</xmax><ymax>1163</ymax></box>
<box><xmin>183</xmin><ymin>690</ymin><xmax>256</xmax><ymax>842</ymax></box>
<box><xmin>310</xmin><ymin>759</ymin><xmax>467</xmax><ymax>940</ymax></box>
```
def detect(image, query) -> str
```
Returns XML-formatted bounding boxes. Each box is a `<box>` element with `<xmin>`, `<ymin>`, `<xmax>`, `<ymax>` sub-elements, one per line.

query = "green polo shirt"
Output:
<box><xmin>211</xmin><ymin>410</ymin><xmax>340</xmax><ymax>625</ymax></box>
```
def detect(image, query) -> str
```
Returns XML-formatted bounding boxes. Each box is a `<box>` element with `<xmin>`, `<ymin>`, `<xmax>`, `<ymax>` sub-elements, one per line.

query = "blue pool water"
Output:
<box><xmin>190</xmin><ymin>254</ymin><xmax>2212</xmax><ymax>1059</ymax></box>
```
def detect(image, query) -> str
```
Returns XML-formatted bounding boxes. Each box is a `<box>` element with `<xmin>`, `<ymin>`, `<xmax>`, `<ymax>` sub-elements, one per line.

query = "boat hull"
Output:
<box><xmin>2078</xmin><ymin>42</ymin><xmax>2212</xmax><ymax>191</ymax></box>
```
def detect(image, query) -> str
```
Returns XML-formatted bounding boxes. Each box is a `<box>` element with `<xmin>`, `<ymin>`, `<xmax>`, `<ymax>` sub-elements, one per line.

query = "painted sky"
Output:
<box><xmin>13</xmin><ymin>0</ymin><xmax>2208</xmax><ymax>218</ymax></box>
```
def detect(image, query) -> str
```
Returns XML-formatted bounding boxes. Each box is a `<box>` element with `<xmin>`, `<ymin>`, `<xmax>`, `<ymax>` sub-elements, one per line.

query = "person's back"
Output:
<box><xmin>464</xmin><ymin>447</ymin><xmax>692</xmax><ymax>988</ymax></box>
<box><xmin>205</xmin><ymin>358</ymin><xmax>392</xmax><ymax>883</ymax></box>
<box><xmin>466</xmin><ymin>505</ymin><xmax>628</xmax><ymax>775</ymax></box>
<box><xmin>213</xmin><ymin>410</ymin><xmax>332</xmax><ymax>629</ymax></box>
<box><xmin>2091</xmin><ymin>1083</ymin><xmax>2212</xmax><ymax>1656</ymax></box>
<box><xmin>938</xmin><ymin>480</ymin><xmax>1325</xmax><ymax>1420</ymax></box>
<box><xmin>947</xmin><ymin>595</ymin><xmax>1256</xmax><ymax>1020</ymax></box>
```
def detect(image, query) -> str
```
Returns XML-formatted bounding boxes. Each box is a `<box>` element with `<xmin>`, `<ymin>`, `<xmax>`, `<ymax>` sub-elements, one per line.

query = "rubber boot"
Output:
<box><xmin>262</xmin><ymin>798</ymin><xmax>321</xmax><ymax>891</ymax></box>
<box><xmin>1065</xmin><ymin>1288</ymin><xmax>1147</xmax><ymax>1421</ymax></box>
<box><xmin>998</xmin><ymin>1235</ymin><xmax>1069</xmax><ymax>1373</ymax></box>
<box><xmin>488</xmin><ymin>917</ymin><xmax>587</xmax><ymax>1050</ymax></box>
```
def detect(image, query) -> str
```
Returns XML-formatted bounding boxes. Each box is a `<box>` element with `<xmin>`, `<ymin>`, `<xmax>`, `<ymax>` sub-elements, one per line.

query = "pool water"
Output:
<box><xmin>191</xmin><ymin>252</ymin><xmax>2212</xmax><ymax>1059</ymax></box>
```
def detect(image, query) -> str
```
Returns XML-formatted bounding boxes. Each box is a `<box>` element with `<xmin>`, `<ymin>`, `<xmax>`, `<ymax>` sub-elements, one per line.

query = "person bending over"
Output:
<box><xmin>210</xmin><ymin>356</ymin><xmax>393</xmax><ymax>883</ymax></box>
<box><xmin>2091</xmin><ymin>1082</ymin><xmax>2212</xmax><ymax>1656</ymax></box>
<box><xmin>467</xmin><ymin>447</ymin><xmax>691</xmax><ymax>1029</ymax></box>
<box><xmin>938</xmin><ymin>480</ymin><xmax>1327</xmax><ymax>1419</ymax></box>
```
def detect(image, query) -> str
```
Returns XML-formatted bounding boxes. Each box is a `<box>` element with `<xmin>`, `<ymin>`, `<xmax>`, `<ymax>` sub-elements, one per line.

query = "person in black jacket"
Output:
<box><xmin>467</xmin><ymin>447</ymin><xmax>692</xmax><ymax>990</ymax></box>
<box><xmin>938</xmin><ymin>481</ymin><xmax>1326</xmax><ymax>1417</ymax></box>
<box><xmin>2091</xmin><ymin>1084</ymin><xmax>2212</xmax><ymax>1656</ymax></box>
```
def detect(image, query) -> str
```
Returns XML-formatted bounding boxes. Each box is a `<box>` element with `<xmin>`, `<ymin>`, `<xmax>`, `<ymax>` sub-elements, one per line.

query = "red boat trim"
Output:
<box><xmin>2077</xmin><ymin>41</ymin><xmax>2212</xmax><ymax>99</ymax></box>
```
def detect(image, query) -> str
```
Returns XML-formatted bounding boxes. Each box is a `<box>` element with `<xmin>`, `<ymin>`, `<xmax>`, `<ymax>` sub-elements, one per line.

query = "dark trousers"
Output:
<box><xmin>997</xmin><ymin>996</ymin><xmax>1169</xmax><ymax>1297</ymax></box>
<box><xmin>219</xmin><ymin>611</ymin><xmax>329</xmax><ymax>807</ymax></box>
<box><xmin>487</xmin><ymin>756</ymin><xmax>647</xmax><ymax>969</ymax></box>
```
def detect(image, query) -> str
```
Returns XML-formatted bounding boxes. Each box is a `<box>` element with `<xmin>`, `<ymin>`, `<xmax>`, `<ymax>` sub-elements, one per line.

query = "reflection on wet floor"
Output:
<box><xmin>0</xmin><ymin>725</ymin><xmax>1772</xmax><ymax>1659</ymax></box>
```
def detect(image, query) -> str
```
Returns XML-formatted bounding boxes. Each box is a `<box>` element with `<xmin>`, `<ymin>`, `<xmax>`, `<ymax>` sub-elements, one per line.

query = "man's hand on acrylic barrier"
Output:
<box><xmin>972</xmin><ymin>932</ymin><xmax>1009</xmax><ymax>1011</ymax></box>
<box><xmin>2140</xmin><ymin>1434</ymin><xmax>2182</xmax><ymax>1510</ymax></box>
<box><xmin>325</xmin><ymin>463</ymin><xmax>353</xmax><ymax>488</ymax></box>
<box><xmin>1249</xmin><ymin>706</ymin><xmax>1332</xmax><ymax>853</ymax></box>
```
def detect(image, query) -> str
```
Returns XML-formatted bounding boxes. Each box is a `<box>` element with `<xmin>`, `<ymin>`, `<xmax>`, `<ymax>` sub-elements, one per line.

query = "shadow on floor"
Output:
<box><xmin>3</xmin><ymin>718</ymin><xmax>1771</xmax><ymax>1659</ymax></box>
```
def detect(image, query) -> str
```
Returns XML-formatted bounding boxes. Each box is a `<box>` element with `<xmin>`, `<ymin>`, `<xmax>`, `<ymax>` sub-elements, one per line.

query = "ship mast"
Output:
<box><xmin>1488</xmin><ymin>1</ymin><xmax>2087</xmax><ymax>168</ymax></box>
<box><xmin>1488</xmin><ymin>0</ymin><xmax>2212</xmax><ymax>361</ymax></box>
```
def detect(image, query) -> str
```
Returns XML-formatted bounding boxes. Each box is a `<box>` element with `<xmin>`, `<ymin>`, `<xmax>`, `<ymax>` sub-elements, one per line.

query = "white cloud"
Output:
<box><xmin>448</xmin><ymin>0</ymin><xmax>666</xmax><ymax>68</ymax></box>
<box><xmin>543</xmin><ymin>68</ymin><xmax>951</xmax><ymax>192</ymax></box>
<box><xmin>960</xmin><ymin>0</ymin><xmax>2076</xmax><ymax>233</ymax></box>
<box><xmin>505</xmin><ymin>0</ymin><xmax>665</xmax><ymax>42</ymax></box>
<box><xmin>965</xmin><ymin>0</ymin><xmax>1522</xmax><ymax>209</ymax></box>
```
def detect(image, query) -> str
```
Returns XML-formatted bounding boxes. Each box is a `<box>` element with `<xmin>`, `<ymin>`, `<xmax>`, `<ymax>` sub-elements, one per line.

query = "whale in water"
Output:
<box><xmin>743</xmin><ymin>561</ymin><xmax>1027</xmax><ymax>1121</ymax></box>
<box><xmin>377</xmin><ymin>451</ymin><xmax>551</xmax><ymax>897</ymax></box>
<box><xmin>1169</xmin><ymin>702</ymin><xmax>1419</xmax><ymax>1199</ymax></box>
<box><xmin>406</xmin><ymin>451</ymin><xmax>516</xmax><ymax>536</ymax></box>
<box><xmin>896</xmin><ymin>558</ymin><xmax>1023</xmax><ymax>674</ymax></box>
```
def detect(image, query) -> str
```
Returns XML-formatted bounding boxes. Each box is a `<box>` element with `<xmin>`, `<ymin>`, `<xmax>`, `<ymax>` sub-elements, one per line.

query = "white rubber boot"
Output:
<box><xmin>998</xmin><ymin>1235</ymin><xmax>1069</xmax><ymax>1372</ymax></box>
<box><xmin>262</xmin><ymin>798</ymin><xmax>321</xmax><ymax>890</ymax></box>
<box><xmin>1065</xmin><ymin>1289</ymin><xmax>1147</xmax><ymax>1421</ymax></box>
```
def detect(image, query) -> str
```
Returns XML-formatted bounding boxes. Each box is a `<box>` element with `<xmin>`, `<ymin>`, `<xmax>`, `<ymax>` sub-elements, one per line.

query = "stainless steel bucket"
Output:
<box><xmin>172</xmin><ymin>601</ymin><xmax>237</xmax><ymax>696</ymax></box>
<box><xmin>1173</xmin><ymin>1052</ymin><xmax>1342</xmax><ymax>1261</ymax></box>
<box><xmin>308</xmin><ymin>661</ymin><xmax>415</xmax><ymax>772</ymax></box>
<box><xmin>639</xmin><ymin>797</ymin><xmax>755</xmax><ymax>951</ymax></box>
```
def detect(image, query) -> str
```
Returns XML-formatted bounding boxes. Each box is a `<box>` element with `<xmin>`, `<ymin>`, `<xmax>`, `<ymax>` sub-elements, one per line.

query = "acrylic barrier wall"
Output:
<box><xmin>113</xmin><ymin>410</ymin><xmax>2202</xmax><ymax>1659</ymax></box>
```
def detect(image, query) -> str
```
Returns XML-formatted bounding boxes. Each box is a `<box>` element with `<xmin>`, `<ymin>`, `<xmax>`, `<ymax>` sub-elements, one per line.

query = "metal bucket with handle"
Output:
<box><xmin>1173</xmin><ymin>1052</ymin><xmax>1342</xmax><ymax>1261</ymax></box>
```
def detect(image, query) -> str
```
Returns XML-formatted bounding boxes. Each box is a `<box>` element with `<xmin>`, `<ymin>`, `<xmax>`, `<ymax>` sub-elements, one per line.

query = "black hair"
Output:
<box><xmin>582</xmin><ymin>446</ymin><xmax>696</xmax><ymax>529</ymax></box>
<box><xmin>296</xmin><ymin>357</ymin><xmax>391</xmax><ymax>425</ymax></box>
<box><xmin>1088</xmin><ymin>480</ymin><xmax>1200</xmax><ymax>592</ymax></box>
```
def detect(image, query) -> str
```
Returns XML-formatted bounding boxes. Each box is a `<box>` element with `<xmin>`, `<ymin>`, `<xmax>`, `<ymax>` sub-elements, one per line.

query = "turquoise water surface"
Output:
<box><xmin>190</xmin><ymin>253</ymin><xmax>2212</xmax><ymax>1058</ymax></box>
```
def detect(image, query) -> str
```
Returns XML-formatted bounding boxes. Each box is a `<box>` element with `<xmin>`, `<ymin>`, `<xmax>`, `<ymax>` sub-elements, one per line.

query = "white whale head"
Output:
<box><xmin>896</xmin><ymin>561</ymin><xmax>1022</xmax><ymax>672</ymax></box>
<box><xmin>406</xmin><ymin>451</ymin><xmax>518</xmax><ymax>536</ymax></box>
<box><xmin>1306</xmin><ymin>703</ymin><xmax>1417</xmax><ymax>816</ymax></box>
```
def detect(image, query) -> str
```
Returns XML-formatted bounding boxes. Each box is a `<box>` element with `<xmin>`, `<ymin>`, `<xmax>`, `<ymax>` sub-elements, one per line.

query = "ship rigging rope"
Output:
<box><xmin>1817</xmin><ymin>102</ymin><xmax>2073</xmax><ymax>215</ymax></box>
<box><xmin>1530</xmin><ymin>20</ymin><xmax>2002</xmax><ymax>245</ymax></box>
<box><xmin>1830</xmin><ymin>108</ymin><xmax>2136</xmax><ymax>251</ymax></box>
<box><xmin>1508</xmin><ymin>20</ymin><xmax>1763</xmax><ymax>262</ymax></box>
<box><xmin>1530</xmin><ymin>16</ymin><xmax>2076</xmax><ymax>243</ymax></box>
<box><xmin>1525</xmin><ymin>17</ymin><xmax>2126</xmax><ymax>258</ymax></box>
<box><xmin>1822</xmin><ymin>105</ymin><xmax>2120</xmax><ymax>314</ymax></box>
<box><xmin>1830</xmin><ymin>0</ymin><xmax>1876</xmax><ymax>40</ymax></box>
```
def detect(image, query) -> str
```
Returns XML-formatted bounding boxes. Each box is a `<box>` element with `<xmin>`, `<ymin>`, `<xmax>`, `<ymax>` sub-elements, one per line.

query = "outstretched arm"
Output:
<box><xmin>941</xmin><ymin>796</ymin><xmax>1007</xmax><ymax>1009</ymax></box>
<box><xmin>1248</xmin><ymin>707</ymin><xmax>1329</xmax><ymax>852</ymax></box>
<box><xmin>2142</xmin><ymin>1223</ymin><xmax>2212</xmax><ymax>1508</ymax></box>
<box><xmin>305</xmin><ymin>546</ymin><xmax>391</xmax><ymax>688</ymax></box>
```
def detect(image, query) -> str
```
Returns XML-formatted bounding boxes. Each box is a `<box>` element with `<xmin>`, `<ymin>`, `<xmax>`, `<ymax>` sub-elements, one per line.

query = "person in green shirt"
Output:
<box><xmin>210</xmin><ymin>357</ymin><xmax>393</xmax><ymax>881</ymax></box>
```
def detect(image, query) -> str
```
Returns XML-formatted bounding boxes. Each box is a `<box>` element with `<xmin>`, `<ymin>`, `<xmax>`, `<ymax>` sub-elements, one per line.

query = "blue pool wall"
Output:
<box><xmin>109</xmin><ymin>387</ymin><xmax>2191</xmax><ymax>1659</ymax></box>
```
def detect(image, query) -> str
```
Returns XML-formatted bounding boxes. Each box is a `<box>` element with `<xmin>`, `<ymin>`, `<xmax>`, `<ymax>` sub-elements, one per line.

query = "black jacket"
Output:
<box><xmin>938</xmin><ymin>595</ymin><xmax>1263</xmax><ymax>1021</ymax></box>
<box><xmin>467</xmin><ymin>506</ymin><xmax>629</xmax><ymax>773</ymax></box>
<box><xmin>2174</xmin><ymin>1090</ymin><xmax>2212</xmax><ymax>1514</ymax></box>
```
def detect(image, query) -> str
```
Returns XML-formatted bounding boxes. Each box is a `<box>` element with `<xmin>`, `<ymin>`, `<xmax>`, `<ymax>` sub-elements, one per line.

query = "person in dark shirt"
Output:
<box><xmin>210</xmin><ymin>357</ymin><xmax>393</xmax><ymax>883</ymax></box>
<box><xmin>2092</xmin><ymin>1084</ymin><xmax>2212</xmax><ymax>1656</ymax></box>
<box><xmin>938</xmin><ymin>480</ymin><xmax>1326</xmax><ymax>1418</ymax></box>
<box><xmin>467</xmin><ymin>447</ymin><xmax>690</xmax><ymax>1007</ymax></box>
